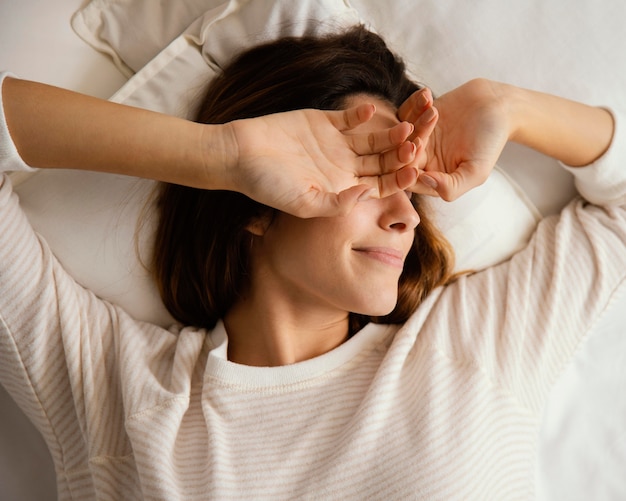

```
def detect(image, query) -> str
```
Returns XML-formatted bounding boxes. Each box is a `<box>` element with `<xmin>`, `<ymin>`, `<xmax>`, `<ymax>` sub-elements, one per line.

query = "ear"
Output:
<box><xmin>245</xmin><ymin>214</ymin><xmax>272</xmax><ymax>237</ymax></box>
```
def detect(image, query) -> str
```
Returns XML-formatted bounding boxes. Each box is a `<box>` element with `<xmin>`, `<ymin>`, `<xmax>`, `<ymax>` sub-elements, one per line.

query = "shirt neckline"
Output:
<box><xmin>204</xmin><ymin>320</ymin><xmax>397</xmax><ymax>390</ymax></box>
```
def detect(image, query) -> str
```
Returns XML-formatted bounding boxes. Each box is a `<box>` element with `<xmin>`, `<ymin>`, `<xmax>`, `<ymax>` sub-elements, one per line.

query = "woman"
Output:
<box><xmin>1</xmin><ymin>27</ymin><xmax>624</xmax><ymax>500</ymax></box>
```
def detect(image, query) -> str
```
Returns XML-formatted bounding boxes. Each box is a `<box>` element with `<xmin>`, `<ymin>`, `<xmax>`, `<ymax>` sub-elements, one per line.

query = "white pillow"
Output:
<box><xmin>16</xmin><ymin>0</ymin><xmax>540</xmax><ymax>327</ymax></box>
<box><xmin>110</xmin><ymin>0</ymin><xmax>363</xmax><ymax>115</ymax></box>
<box><xmin>422</xmin><ymin>168</ymin><xmax>539</xmax><ymax>271</ymax></box>
<box><xmin>70</xmin><ymin>0</ymin><xmax>365</xmax><ymax>76</ymax></box>
<box><xmin>71</xmin><ymin>0</ymin><xmax>227</xmax><ymax>76</ymax></box>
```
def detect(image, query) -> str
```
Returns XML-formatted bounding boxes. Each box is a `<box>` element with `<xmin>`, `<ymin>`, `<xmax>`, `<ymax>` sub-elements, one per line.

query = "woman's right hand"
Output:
<box><xmin>220</xmin><ymin>103</ymin><xmax>420</xmax><ymax>218</ymax></box>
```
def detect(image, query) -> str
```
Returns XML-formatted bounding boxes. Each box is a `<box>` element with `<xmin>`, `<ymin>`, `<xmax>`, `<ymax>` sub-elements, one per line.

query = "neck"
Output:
<box><xmin>223</xmin><ymin>291</ymin><xmax>350</xmax><ymax>367</ymax></box>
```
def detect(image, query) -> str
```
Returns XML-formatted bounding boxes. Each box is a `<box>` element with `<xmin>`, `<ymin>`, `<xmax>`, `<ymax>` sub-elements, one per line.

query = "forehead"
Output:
<box><xmin>342</xmin><ymin>94</ymin><xmax>400</xmax><ymax>133</ymax></box>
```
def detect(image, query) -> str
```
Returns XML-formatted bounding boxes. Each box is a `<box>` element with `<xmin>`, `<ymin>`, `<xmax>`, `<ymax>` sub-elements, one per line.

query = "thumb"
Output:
<box><xmin>332</xmin><ymin>184</ymin><xmax>374</xmax><ymax>216</ymax></box>
<box><xmin>291</xmin><ymin>184</ymin><xmax>371</xmax><ymax>218</ymax></box>
<box><xmin>420</xmin><ymin>165</ymin><xmax>480</xmax><ymax>201</ymax></box>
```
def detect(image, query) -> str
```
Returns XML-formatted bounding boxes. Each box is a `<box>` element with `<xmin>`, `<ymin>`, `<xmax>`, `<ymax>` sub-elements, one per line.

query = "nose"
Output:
<box><xmin>378</xmin><ymin>192</ymin><xmax>420</xmax><ymax>232</ymax></box>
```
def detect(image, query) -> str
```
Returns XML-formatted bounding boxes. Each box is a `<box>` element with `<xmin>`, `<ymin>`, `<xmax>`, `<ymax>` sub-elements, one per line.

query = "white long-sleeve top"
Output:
<box><xmin>1</xmin><ymin>73</ymin><xmax>625</xmax><ymax>500</ymax></box>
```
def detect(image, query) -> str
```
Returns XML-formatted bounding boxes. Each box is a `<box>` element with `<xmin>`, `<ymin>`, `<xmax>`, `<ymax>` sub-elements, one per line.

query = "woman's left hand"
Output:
<box><xmin>399</xmin><ymin>79</ymin><xmax>511</xmax><ymax>201</ymax></box>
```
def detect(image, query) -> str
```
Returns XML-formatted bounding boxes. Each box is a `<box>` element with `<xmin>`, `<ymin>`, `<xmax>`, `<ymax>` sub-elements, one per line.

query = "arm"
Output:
<box><xmin>3</xmin><ymin>76</ymin><xmax>419</xmax><ymax>217</ymax></box>
<box><xmin>403</xmin><ymin>82</ymin><xmax>625</xmax><ymax>410</ymax></box>
<box><xmin>504</xmin><ymin>81</ymin><xmax>614</xmax><ymax>167</ymax></box>
<box><xmin>419</xmin><ymin>99</ymin><xmax>626</xmax><ymax>411</ymax></box>
<box><xmin>399</xmin><ymin>78</ymin><xmax>615</xmax><ymax>200</ymax></box>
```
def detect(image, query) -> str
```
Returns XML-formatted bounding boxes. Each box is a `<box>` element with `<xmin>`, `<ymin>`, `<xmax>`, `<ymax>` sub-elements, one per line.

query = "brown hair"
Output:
<box><xmin>152</xmin><ymin>26</ymin><xmax>455</xmax><ymax>333</ymax></box>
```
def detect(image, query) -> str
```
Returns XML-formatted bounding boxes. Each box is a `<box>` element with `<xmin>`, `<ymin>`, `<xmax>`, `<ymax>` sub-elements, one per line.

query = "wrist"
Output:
<box><xmin>199</xmin><ymin>122</ymin><xmax>238</xmax><ymax>191</ymax></box>
<box><xmin>490</xmin><ymin>81</ymin><xmax>527</xmax><ymax>144</ymax></box>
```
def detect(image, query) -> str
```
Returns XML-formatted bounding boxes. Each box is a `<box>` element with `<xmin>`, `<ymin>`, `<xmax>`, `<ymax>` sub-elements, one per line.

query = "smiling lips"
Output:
<box><xmin>353</xmin><ymin>247</ymin><xmax>405</xmax><ymax>268</ymax></box>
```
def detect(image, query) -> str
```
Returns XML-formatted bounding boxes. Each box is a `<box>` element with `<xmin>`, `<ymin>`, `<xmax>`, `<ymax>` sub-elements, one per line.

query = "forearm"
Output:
<box><xmin>2</xmin><ymin>77</ymin><xmax>233</xmax><ymax>188</ymax></box>
<box><xmin>500</xmin><ymin>81</ymin><xmax>615</xmax><ymax>166</ymax></box>
<box><xmin>2</xmin><ymin>75</ymin><xmax>419</xmax><ymax>217</ymax></box>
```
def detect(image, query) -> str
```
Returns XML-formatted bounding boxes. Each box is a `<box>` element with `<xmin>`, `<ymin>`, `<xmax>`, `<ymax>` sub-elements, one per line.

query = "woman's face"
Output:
<box><xmin>251</xmin><ymin>95</ymin><xmax>420</xmax><ymax>317</ymax></box>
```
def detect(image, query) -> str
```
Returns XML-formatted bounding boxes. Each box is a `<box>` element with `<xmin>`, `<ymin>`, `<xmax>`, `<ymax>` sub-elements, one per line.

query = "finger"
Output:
<box><xmin>355</xmin><ymin>166</ymin><xmax>419</xmax><ymax>200</ymax></box>
<box><xmin>357</xmin><ymin>140</ymin><xmax>417</xmax><ymax>177</ymax></box>
<box><xmin>407</xmin><ymin>137</ymin><xmax>431</xmax><ymax>171</ymax></box>
<box><xmin>294</xmin><ymin>183</ymin><xmax>378</xmax><ymax>218</ymax></box>
<box><xmin>421</xmin><ymin>162</ymin><xmax>489</xmax><ymax>201</ymax></box>
<box><xmin>397</xmin><ymin>89</ymin><xmax>438</xmax><ymax>144</ymax></box>
<box><xmin>397</xmin><ymin>87</ymin><xmax>433</xmax><ymax>123</ymax></box>
<box><xmin>350</xmin><ymin>121</ymin><xmax>414</xmax><ymax>155</ymax></box>
<box><xmin>411</xmin><ymin>106</ymin><xmax>438</xmax><ymax>144</ymax></box>
<box><xmin>336</xmin><ymin>184</ymin><xmax>374</xmax><ymax>215</ymax></box>
<box><xmin>407</xmin><ymin>170</ymin><xmax>440</xmax><ymax>197</ymax></box>
<box><xmin>377</xmin><ymin>166</ymin><xmax>419</xmax><ymax>198</ymax></box>
<box><xmin>313</xmin><ymin>184</ymin><xmax>373</xmax><ymax>218</ymax></box>
<box><xmin>327</xmin><ymin>103</ymin><xmax>376</xmax><ymax>131</ymax></box>
<box><xmin>408</xmin><ymin>183</ymin><xmax>439</xmax><ymax>197</ymax></box>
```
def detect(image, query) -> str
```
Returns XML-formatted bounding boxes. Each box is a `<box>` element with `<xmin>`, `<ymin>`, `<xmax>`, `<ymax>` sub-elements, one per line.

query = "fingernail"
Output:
<box><xmin>421</xmin><ymin>175</ymin><xmax>438</xmax><ymax>189</ymax></box>
<box><xmin>420</xmin><ymin>107</ymin><xmax>437</xmax><ymax>123</ymax></box>
<box><xmin>418</xmin><ymin>91</ymin><xmax>430</xmax><ymax>108</ymax></box>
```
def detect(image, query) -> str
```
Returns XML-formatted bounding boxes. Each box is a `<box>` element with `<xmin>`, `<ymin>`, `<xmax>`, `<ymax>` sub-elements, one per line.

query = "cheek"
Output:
<box><xmin>262</xmin><ymin>218</ymin><xmax>344</xmax><ymax>277</ymax></box>
<box><xmin>259</xmin><ymin>210</ymin><xmax>402</xmax><ymax>315</ymax></box>
<box><xmin>270</xmin><ymin>214</ymin><xmax>355</xmax><ymax>255</ymax></box>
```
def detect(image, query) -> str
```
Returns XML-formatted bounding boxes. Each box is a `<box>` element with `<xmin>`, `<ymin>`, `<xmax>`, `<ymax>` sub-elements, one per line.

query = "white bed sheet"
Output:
<box><xmin>1</xmin><ymin>1</ymin><xmax>625</xmax><ymax>500</ymax></box>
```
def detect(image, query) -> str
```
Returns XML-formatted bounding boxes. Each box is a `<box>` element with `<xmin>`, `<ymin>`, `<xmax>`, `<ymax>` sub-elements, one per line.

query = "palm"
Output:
<box><xmin>239</xmin><ymin>113</ymin><xmax>365</xmax><ymax>210</ymax></box>
<box><xmin>229</xmin><ymin>105</ymin><xmax>417</xmax><ymax>217</ymax></box>
<box><xmin>401</xmin><ymin>79</ymin><xmax>511</xmax><ymax>201</ymax></box>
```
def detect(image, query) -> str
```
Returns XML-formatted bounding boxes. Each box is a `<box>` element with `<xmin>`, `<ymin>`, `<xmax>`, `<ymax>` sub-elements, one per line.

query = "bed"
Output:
<box><xmin>0</xmin><ymin>0</ymin><xmax>625</xmax><ymax>499</ymax></box>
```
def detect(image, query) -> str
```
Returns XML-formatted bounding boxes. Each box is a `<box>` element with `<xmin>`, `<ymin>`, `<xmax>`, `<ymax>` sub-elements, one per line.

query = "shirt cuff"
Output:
<box><xmin>561</xmin><ymin>107</ymin><xmax>626</xmax><ymax>206</ymax></box>
<box><xmin>0</xmin><ymin>72</ymin><xmax>37</xmax><ymax>174</ymax></box>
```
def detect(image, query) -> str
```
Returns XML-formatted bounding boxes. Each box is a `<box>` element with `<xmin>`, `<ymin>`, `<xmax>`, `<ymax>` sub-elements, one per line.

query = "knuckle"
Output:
<box><xmin>377</xmin><ymin>174</ymin><xmax>384</xmax><ymax>197</ymax></box>
<box><xmin>378</xmin><ymin>150</ymin><xmax>386</xmax><ymax>174</ymax></box>
<box><xmin>368</xmin><ymin>132</ymin><xmax>377</xmax><ymax>152</ymax></box>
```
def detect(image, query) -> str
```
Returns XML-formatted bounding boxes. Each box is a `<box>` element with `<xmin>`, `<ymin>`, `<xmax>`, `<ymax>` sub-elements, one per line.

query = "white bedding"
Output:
<box><xmin>1</xmin><ymin>0</ymin><xmax>625</xmax><ymax>499</ymax></box>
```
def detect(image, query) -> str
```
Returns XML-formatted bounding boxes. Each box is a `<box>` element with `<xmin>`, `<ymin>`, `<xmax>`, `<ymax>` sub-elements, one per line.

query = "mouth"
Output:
<box><xmin>352</xmin><ymin>247</ymin><xmax>405</xmax><ymax>269</ymax></box>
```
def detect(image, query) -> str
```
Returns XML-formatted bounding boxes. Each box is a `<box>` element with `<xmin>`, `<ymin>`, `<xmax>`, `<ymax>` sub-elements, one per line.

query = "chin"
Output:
<box><xmin>353</xmin><ymin>294</ymin><xmax>398</xmax><ymax>317</ymax></box>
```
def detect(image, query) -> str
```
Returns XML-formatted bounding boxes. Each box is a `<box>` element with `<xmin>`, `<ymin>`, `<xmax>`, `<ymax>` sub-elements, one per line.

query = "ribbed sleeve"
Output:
<box><xmin>0</xmin><ymin>72</ymin><xmax>139</xmax><ymax>498</ymax></box>
<box><xmin>428</xmin><ymin>108</ymin><xmax>626</xmax><ymax>414</ymax></box>
<box><xmin>563</xmin><ymin>109</ymin><xmax>626</xmax><ymax>206</ymax></box>
<box><xmin>0</xmin><ymin>72</ymin><xmax>36</xmax><ymax>173</ymax></box>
